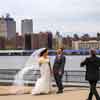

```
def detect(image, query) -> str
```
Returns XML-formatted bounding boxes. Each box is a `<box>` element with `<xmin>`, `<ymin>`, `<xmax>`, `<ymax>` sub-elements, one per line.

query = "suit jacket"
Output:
<box><xmin>80</xmin><ymin>56</ymin><xmax>100</xmax><ymax>81</ymax></box>
<box><xmin>53</xmin><ymin>54</ymin><xmax>66</xmax><ymax>74</ymax></box>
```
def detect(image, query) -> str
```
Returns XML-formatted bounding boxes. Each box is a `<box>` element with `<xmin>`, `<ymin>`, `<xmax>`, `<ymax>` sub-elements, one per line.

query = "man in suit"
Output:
<box><xmin>80</xmin><ymin>49</ymin><xmax>100</xmax><ymax>100</ymax></box>
<box><xmin>53</xmin><ymin>48</ymin><xmax>66</xmax><ymax>94</ymax></box>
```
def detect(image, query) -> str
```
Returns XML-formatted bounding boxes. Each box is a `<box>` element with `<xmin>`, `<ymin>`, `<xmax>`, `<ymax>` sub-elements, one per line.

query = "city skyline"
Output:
<box><xmin>0</xmin><ymin>0</ymin><xmax>100</xmax><ymax>36</ymax></box>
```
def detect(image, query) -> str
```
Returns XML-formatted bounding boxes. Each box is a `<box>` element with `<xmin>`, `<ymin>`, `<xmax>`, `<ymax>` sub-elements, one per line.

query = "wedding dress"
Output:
<box><xmin>31</xmin><ymin>57</ymin><xmax>52</xmax><ymax>95</ymax></box>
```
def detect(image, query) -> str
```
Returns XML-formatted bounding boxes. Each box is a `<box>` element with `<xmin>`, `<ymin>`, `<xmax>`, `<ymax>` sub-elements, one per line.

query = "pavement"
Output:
<box><xmin>0</xmin><ymin>86</ymin><xmax>100</xmax><ymax>100</ymax></box>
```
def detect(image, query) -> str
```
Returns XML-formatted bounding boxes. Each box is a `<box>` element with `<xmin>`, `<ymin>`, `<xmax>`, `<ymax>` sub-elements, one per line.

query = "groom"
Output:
<box><xmin>53</xmin><ymin>48</ymin><xmax>66</xmax><ymax>94</ymax></box>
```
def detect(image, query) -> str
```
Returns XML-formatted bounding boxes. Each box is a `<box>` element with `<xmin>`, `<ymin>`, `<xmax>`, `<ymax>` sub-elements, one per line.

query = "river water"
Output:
<box><xmin>0</xmin><ymin>56</ymin><xmax>88</xmax><ymax>71</ymax></box>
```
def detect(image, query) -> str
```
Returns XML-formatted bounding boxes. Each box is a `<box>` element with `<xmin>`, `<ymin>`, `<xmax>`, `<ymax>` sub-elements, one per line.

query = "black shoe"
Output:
<box><xmin>97</xmin><ymin>98</ymin><xmax>100</xmax><ymax>100</ymax></box>
<box><xmin>56</xmin><ymin>90</ymin><xmax>63</xmax><ymax>94</ymax></box>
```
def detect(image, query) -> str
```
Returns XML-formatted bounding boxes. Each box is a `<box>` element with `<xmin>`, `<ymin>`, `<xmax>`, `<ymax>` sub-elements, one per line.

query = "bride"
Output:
<box><xmin>31</xmin><ymin>48</ymin><xmax>52</xmax><ymax>95</ymax></box>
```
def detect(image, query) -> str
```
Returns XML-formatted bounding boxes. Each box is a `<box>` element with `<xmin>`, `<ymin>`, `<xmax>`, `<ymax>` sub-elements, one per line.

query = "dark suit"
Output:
<box><xmin>53</xmin><ymin>54</ymin><xmax>66</xmax><ymax>91</ymax></box>
<box><xmin>80</xmin><ymin>56</ymin><xmax>100</xmax><ymax>100</ymax></box>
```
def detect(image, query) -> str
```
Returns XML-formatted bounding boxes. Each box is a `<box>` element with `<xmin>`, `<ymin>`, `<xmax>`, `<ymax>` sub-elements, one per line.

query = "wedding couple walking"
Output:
<box><xmin>31</xmin><ymin>48</ymin><xmax>66</xmax><ymax>95</ymax></box>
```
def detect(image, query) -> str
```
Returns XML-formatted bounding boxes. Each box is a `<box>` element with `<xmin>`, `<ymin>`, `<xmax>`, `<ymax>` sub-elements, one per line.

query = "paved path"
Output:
<box><xmin>0</xmin><ymin>86</ymin><xmax>100</xmax><ymax>100</ymax></box>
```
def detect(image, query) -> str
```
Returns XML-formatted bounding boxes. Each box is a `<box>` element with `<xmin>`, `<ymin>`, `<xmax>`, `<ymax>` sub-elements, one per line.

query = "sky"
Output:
<box><xmin>0</xmin><ymin>0</ymin><xmax>100</xmax><ymax>36</ymax></box>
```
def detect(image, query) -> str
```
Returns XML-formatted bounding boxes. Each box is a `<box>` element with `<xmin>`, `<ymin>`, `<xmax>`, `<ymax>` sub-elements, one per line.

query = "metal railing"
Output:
<box><xmin>0</xmin><ymin>69</ymin><xmax>99</xmax><ymax>85</ymax></box>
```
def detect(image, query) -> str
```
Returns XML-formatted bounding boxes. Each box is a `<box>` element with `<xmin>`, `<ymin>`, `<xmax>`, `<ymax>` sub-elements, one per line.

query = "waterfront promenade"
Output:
<box><xmin>0</xmin><ymin>86</ymin><xmax>100</xmax><ymax>100</ymax></box>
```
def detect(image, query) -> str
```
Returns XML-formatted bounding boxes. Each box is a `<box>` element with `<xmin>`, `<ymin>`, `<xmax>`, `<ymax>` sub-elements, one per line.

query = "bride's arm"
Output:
<box><xmin>38</xmin><ymin>57</ymin><xmax>44</xmax><ymax>66</ymax></box>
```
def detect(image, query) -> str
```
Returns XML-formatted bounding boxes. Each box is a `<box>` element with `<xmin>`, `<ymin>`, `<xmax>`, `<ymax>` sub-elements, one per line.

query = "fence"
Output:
<box><xmin>0</xmin><ymin>69</ymin><xmax>99</xmax><ymax>85</ymax></box>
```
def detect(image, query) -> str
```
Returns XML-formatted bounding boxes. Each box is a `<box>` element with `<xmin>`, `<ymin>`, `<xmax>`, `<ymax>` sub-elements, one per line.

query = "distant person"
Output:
<box><xmin>80</xmin><ymin>49</ymin><xmax>100</xmax><ymax>100</ymax></box>
<box><xmin>53</xmin><ymin>48</ymin><xmax>66</xmax><ymax>94</ymax></box>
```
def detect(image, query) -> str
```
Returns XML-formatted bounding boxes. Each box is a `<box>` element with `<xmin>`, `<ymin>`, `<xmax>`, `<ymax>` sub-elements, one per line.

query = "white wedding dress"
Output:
<box><xmin>31</xmin><ymin>57</ymin><xmax>52</xmax><ymax>95</ymax></box>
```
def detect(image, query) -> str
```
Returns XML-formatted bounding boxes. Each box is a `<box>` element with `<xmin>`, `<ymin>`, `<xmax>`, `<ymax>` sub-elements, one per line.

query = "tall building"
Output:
<box><xmin>38</xmin><ymin>32</ymin><xmax>48</xmax><ymax>48</ymax></box>
<box><xmin>16</xmin><ymin>33</ymin><xmax>24</xmax><ymax>49</ymax></box>
<box><xmin>47</xmin><ymin>32</ymin><xmax>53</xmax><ymax>49</ymax></box>
<box><xmin>52</xmin><ymin>38</ymin><xmax>57</xmax><ymax>49</ymax></box>
<box><xmin>0</xmin><ymin>15</ymin><xmax>16</xmax><ymax>40</ymax></box>
<box><xmin>31</xmin><ymin>33</ymin><xmax>39</xmax><ymax>49</ymax></box>
<box><xmin>72</xmin><ymin>38</ymin><xmax>100</xmax><ymax>50</ymax></box>
<box><xmin>54</xmin><ymin>32</ymin><xmax>63</xmax><ymax>49</ymax></box>
<box><xmin>62</xmin><ymin>37</ymin><xmax>72</xmax><ymax>49</ymax></box>
<box><xmin>24</xmin><ymin>34</ymin><xmax>32</xmax><ymax>50</ymax></box>
<box><xmin>21</xmin><ymin>19</ymin><xmax>33</xmax><ymax>35</ymax></box>
<box><xmin>0</xmin><ymin>17</ymin><xmax>7</xmax><ymax>38</ymax></box>
<box><xmin>0</xmin><ymin>37</ymin><xmax>5</xmax><ymax>49</ymax></box>
<box><xmin>23</xmin><ymin>32</ymin><xmax>53</xmax><ymax>50</ymax></box>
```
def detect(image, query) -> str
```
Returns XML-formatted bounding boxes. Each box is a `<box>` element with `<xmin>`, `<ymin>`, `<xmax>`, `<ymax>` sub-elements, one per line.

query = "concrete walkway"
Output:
<box><xmin>0</xmin><ymin>86</ymin><xmax>100</xmax><ymax>100</ymax></box>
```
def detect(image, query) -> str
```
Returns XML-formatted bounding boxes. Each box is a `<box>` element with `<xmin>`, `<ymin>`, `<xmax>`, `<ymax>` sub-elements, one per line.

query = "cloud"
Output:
<box><xmin>0</xmin><ymin>0</ymin><xmax>100</xmax><ymax>33</ymax></box>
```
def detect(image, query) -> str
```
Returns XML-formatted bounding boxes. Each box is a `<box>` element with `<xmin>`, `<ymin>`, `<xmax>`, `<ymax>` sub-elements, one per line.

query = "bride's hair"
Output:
<box><xmin>39</xmin><ymin>48</ymin><xmax>48</xmax><ymax>57</ymax></box>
